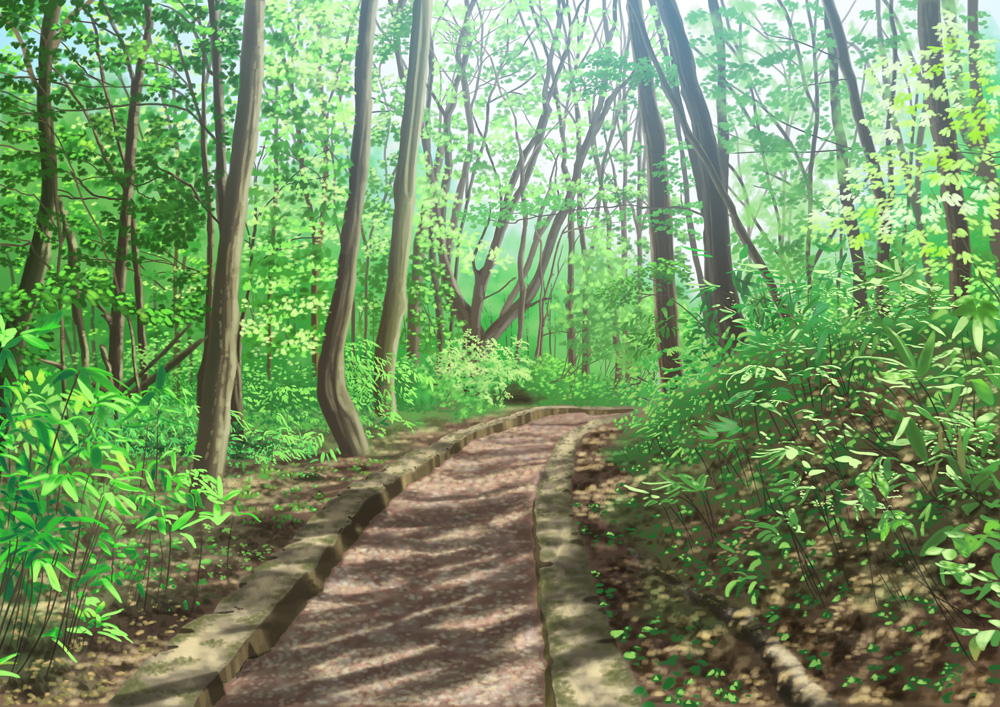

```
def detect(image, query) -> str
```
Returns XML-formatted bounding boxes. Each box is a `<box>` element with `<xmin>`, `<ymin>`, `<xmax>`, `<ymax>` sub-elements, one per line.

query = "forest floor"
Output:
<box><xmin>572</xmin><ymin>428</ymin><xmax>1000</xmax><ymax>707</ymax></box>
<box><xmin>3</xmin><ymin>409</ymin><xmax>1000</xmax><ymax>706</ymax></box>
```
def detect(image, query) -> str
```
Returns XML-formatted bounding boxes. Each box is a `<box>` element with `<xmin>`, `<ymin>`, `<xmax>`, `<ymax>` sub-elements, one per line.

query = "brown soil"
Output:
<box><xmin>571</xmin><ymin>428</ymin><xmax>1000</xmax><ymax>707</ymax></box>
<box><xmin>0</xmin><ymin>408</ymin><xmax>528</xmax><ymax>707</ymax></box>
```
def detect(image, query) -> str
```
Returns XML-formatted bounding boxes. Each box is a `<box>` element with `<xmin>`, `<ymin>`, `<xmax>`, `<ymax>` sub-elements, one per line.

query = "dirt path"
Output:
<box><xmin>0</xmin><ymin>408</ymin><xmax>538</xmax><ymax>707</ymax></box>
<box><xmin>213</xmin><ymin>413</ymin><xmax>593</xmax><ymax>707</ymax></box>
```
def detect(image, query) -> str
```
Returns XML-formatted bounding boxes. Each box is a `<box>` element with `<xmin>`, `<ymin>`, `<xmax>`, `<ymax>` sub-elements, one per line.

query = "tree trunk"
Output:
<box><xmin>566</xmin><ymin>215</ymin><xmax>576</xmax><ymax>367</ymax></box>
<box><xmin>196</xmin><ymin>0</ymin><xmax>230</xmax><ymax>411</ymax></box>
<box><xmin>59</xmin><ymin>198</ymin><xmax>90</xmax><ymax>368</ymax></box>
<box><xmin>648</xmin><ymin>0</ymin><xmax>744</xmax><ymax>343</ymax></box>
<box><xmin>130</xmin><ymin>215</ymin><xmax>148</xmax><ymax>355</ymax></box>
<box><xmin>918</xmin><ymin>0</ymin><xmax>971</xmax><ymax>300</ymax></box>
<box><xmin>374</xmin><ymin>0</ymin><xmax>432</xmax><ymax>415</ymax></box>
<box><xmin>516</xmin><ymin>217</ymin><xmax>529</xmax><ymax>343</ymax></box>
<box><xmin>822</xmin><ymin>0</ymin><xmax>893</xmax><ymax>310</ymax></box>
<box><xmin>317</xmin><ymin>0</ymin><xmax>378</xmax><ymax>458</ymax></box>
<box><xmin>825</xmin><ymin>10</ymin><xmax>868</xmax><ymax>310</ymax></box>
<box><xmin>13</xmin><ymin>2</ymin><xmax>62</xmax><ymax>327</ymax></box>
<box><xmin>407</xmin><ymin>234</ymin><xmax>422</xmax><ymax>365</ymax></box>
<box><xmin>967</xmin><ymin>0</ymin><xmax>1000</xmax><ymax>279</ymax></box>
<box><xmin>193</xmin><ymin>0</ymin><xmax>266</xmax><ymax>483</ymax></box>
<box><xmin>109</xmin><ymin>3</ymin><xmax>152</xmax><ymax>386</ymax></box>
<box><xmin>630</xmin><ymin>0</ymin><xmax>681</xmax><ymax>384</ymax></box>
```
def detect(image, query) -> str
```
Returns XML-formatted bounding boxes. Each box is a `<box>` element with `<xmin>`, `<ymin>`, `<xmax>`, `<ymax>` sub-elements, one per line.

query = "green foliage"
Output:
<box><xmin>412</xmin><ymin>331</ymin><xmax>531</xmax><ymax>418</ymax></box>
<box><xmin>619</xmin><ymin>269</ymin><xmax>1000</xmax><ymax>669</ymax></box>
<box><xmin>0</xmin><ymin>314</ymin><xmax>258</xmax><ymax>683</ymax></box>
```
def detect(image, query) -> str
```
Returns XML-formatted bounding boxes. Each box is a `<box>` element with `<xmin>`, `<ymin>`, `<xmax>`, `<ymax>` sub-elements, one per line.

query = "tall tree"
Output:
<box><xmin>918</xmin><ymin>0</ymin><xmax>971</xmax><ymax>299</ymax></box>
<box><xmin>821</xmin><ymin>0</ymin><xmax>894</xmax><ymax>309</ymax></box>
<box><xmin>109</xmin><ymin>1</ymin><xmax>153</xmax><ymax>387</ymax></box>
<box><xmin>650</xmin><ymin>0</ymin><xmax>744</xmax><ymax>343</ymax></box>
<box><xmin>317</xmin><ymin>0</ymin><xmax>378</xmax><ymax>458</ymax></box>
<box><xmin>967</xmin><ymin>0</ymin><xmax>1000</xmax><ymax>278</ymax></box>
<box><xmin>374</xmin><ymin>0</ymin><xmax>432</xmax><ymax>415</ymax></box>
<box><xmin>10</xmin><ymin>1</ymin><xmax>66</xmax><ymax>326</ymax></box>
<box><xmin>197</xmin><ymin>0</ymin><xmax>245</xmax><ymax>426</ymax></box>
<box><xmin>629</xmin><ymin>0</ymin><xmax>681</xmax><ymax>384</ymax></box>
<box><xmin>192</xmin><ymin>0</ymin><xmax>266</xmax><ymax>483</ymax></box>
<box><xmin>825</xmin><ymin>10</ymin><xmax>868</xmax><ymax>309</ymax></box>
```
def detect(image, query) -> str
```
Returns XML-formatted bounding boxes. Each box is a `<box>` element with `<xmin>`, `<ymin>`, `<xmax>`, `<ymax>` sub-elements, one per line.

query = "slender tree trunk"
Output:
<box><xmin>826</xmin><ymin>11</ymin><xmax>867</xmax><ymax>310</ymax></box>
<box><xmin>61</xmin><ymin>199</ymin><xmax>90</xmax><ymax>368</ymax></box>
<box><xmin>566</xmin><ymin>215</ymin><xmax>576</xmax><ymax>367</ymax></box>
<box><xmin>578</xmin><ymin>223</ymin><xmax>591</xmax><ymax>375</ymax></box>
<box><xmin>193</xmin><ymin>0</ymin><xmax>266</xmax><ymax>483</ymax></box>
<box><xmin>13</xmin><ymin>2</ymin><xmax>63</xmax><ymax>328</ymax></box>
<box><xmin>822</xmin><ymin>0</ymin><xmax>893</xmax><ymax>310</ymax></box>
<box><xmin>630</xmin><ymin>0</ymin><xmax>681</xmax><ymax>384</ymax></box>
<box><xmin>317</xmin><ymin>0</ymin><xmax>378</xmax><ymax>458</ymax></box>
<box><xmin>516</xmin><ymin>217</ymin><xmax>529</xmax><ymax>343</ymax></box>
<box><xmin>647</xmin><ymin>0</ymin><xmax>744</xmax><ymax>343</ymax></box>
<box><xmin>130</xmin><ymin>216</ymin><xmax>147</xmax><ymax>355</ymax></box>
<box><xmin>918</xmin><ymin>0</ymin><xmax>971</xmax><ymax>300</ymax></box>
<box><xmin>197</xmin><ymin>0</ymin><xmax>230</xmax><ymax>410</ymax></box>
<box><xmin>374</xmin><ymin>0</ymin><xmax>432</xmax><ymax>415</ymax></box>
<box><xmin>431</xmin><ymin>266</ymin><xmax>445</xmax><ymax>351</ymax></box>
<box><xmin>109</xmin><ymin>2</ymin><xmax>153</xmax><ymax>387</ymax></box>
<box><xmin>407</xmin><ymin>233</ymin><xmax>422</xmax><ymax>365</ymax></box>
<box><xmin>967</xmin><ymin>0</ymin><xmax>1000</xmax><ymax>278</ymax></box>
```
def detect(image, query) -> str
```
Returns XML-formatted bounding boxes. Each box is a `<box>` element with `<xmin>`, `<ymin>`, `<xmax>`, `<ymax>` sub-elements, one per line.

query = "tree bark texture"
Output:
<box><xmin>822</xmin><ymin>0</ymin><xmax>894</xmax><ymax>309</ymax></box>
<box><xmin>193</xmin><ymin>0</ymin><xmax>265</xmax><ymax>482</ymax></box>
<box><xmin>14</xmin><ymin>1</ymin><xmax>62</xmax><ymax>327</ymax></box>
<box><xmin>374</xmin><ymin>0</ymin><xmax>432</xmax><ymax>415</ymax></box>
<box><xmin>110</xmin><ymin>1</ymin><xmax>153</xmax><ymax>386</ymax></box>
<box><xmin>317</xmin><ymin>0</ymin><xmax>378</xmax><ymax>458</ymax></box>
<box><xmin>966</xmin><ymin>0</ymin><xmax>1000</xmax><ymax>278</ymax></box>
<box><xmin>826</xmin><ymin>10</ymin><xmax>868</xmax><ymax>310</ymax></box>
<box><xmin>918</xmin><ymin>0</ymin><xmax>971</xmax><ymax>299</ymax></box>
<box><xmin>649</xmin><ymin>0</ymin><xmax>744</xmax><ymax>343</ymax></box>
<box><xmin>630</xmin><ymin>0</ymin><xmax>681</xmax><ymax>383</ymax></box>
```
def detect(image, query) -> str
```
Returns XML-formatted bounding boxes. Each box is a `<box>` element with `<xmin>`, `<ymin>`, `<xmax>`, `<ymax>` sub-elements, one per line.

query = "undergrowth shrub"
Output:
<box><xmin>416</xmin><ymin>331</ymin><xmax>531</xmax><ymax>418</ymax></box>
<box><xmin>525</xmin><ymin>352</ymin><xmax>642</xmax><ymax>407</ymax></box>
<box><xmin>0</xmin><ymin>314</ymin><xmax>259</xmax><ymax>685</ymax></box>
<box><xmin>618</xmin><ymin>272</ymin><xmax>1000</xmax><ymax>661</ymax></box>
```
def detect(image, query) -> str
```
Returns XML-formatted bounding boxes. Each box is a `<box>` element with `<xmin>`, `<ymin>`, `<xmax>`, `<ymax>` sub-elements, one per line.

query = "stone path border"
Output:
<box><xmin>108</xmin><ymin>405</ymin><xmax>633</xmax><ymax>707</ymax></box>
<box><xmin>534</xmin><ymin>415</ymin><xmax>641</xmax><ymax>706</ymax></box>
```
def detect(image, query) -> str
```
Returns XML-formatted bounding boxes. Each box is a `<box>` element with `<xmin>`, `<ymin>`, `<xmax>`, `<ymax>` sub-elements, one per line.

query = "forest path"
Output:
<box><xmin>211</xmin><ymin>412</ymin><xmax>598</xmax><ymax>707</ymax></box>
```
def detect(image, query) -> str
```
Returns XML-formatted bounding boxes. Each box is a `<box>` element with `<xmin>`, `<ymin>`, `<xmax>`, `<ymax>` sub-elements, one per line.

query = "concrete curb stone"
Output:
<box><xmin>535</xmin><ymin>414</ymin><xmax>640</xmax><ymax>707</ymax></box>
<box><xmin>108</xmin><ymin>405</ymin><xmax>633</xmax><ymax>707</ymax></box>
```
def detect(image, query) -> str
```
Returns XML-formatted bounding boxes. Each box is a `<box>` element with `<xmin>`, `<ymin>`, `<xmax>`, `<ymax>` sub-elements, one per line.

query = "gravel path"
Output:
<box><xmin>214</xmin><ymin>413</ymin><xmax>593</xmax><ymax>707</ymax></box>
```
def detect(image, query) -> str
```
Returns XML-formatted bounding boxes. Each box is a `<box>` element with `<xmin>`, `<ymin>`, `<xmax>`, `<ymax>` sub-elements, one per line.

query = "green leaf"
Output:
<box><xmin>60</xmin><ymin>478</ymin><xmax>79</xmax><ymax>503</ymax></box>
<box><xmin>20</xmin><ymin>333</ymin><xmax>49</xmax><ymax>350</ymax></box>
<box><xmin>970</xmin><ymin>378</ymin><xmax>994</xmax><ymax>405</ymax></box>
<box><xmin>893</xmin><ymin>416</ymin><xmax>911</xmax><ymax>443</ymax></box>
<box><xmin>952</xmin><ymin>315</ymin><xmax>970</xmax><ymax>340</ymax></box>
<box><xmin>155</xmin><ymin>365</ymin><xmax>166</xmax><ymax>390</ymax></box>
<box><xmin>971</xmin><ymin>630</ymin><xmax>996</xmax><ymax>660</ymax></box>
<box><xmin>916</xmin><ymin>332</ymin><xmax>936</xmax><ymax>378</ymax></box>
<box><xmin>973</xmin><ymin>317</ymin><xmax>985</xmax><ymax>352</ymax></box>
<box><xmin>90</xmin><ymin>447</ymin><xmax>102</xmax><ymax>469</ymax></box>
<box><xmin>904</xmin><ymin>420</ymin><xmax>929</xmax><ymax>462</ymax></box>
<box><xmin>882</xmin><ymin>326</ymin><xmax>915</xmax><ymax>369</ymax></box>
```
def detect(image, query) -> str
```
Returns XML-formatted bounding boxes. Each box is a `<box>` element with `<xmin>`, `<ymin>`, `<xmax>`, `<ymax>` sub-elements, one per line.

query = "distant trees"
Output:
<box><xmin>2</xmin><ymin>0</ymin><xmax>997</xmax><ymax>473</ymax></box>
